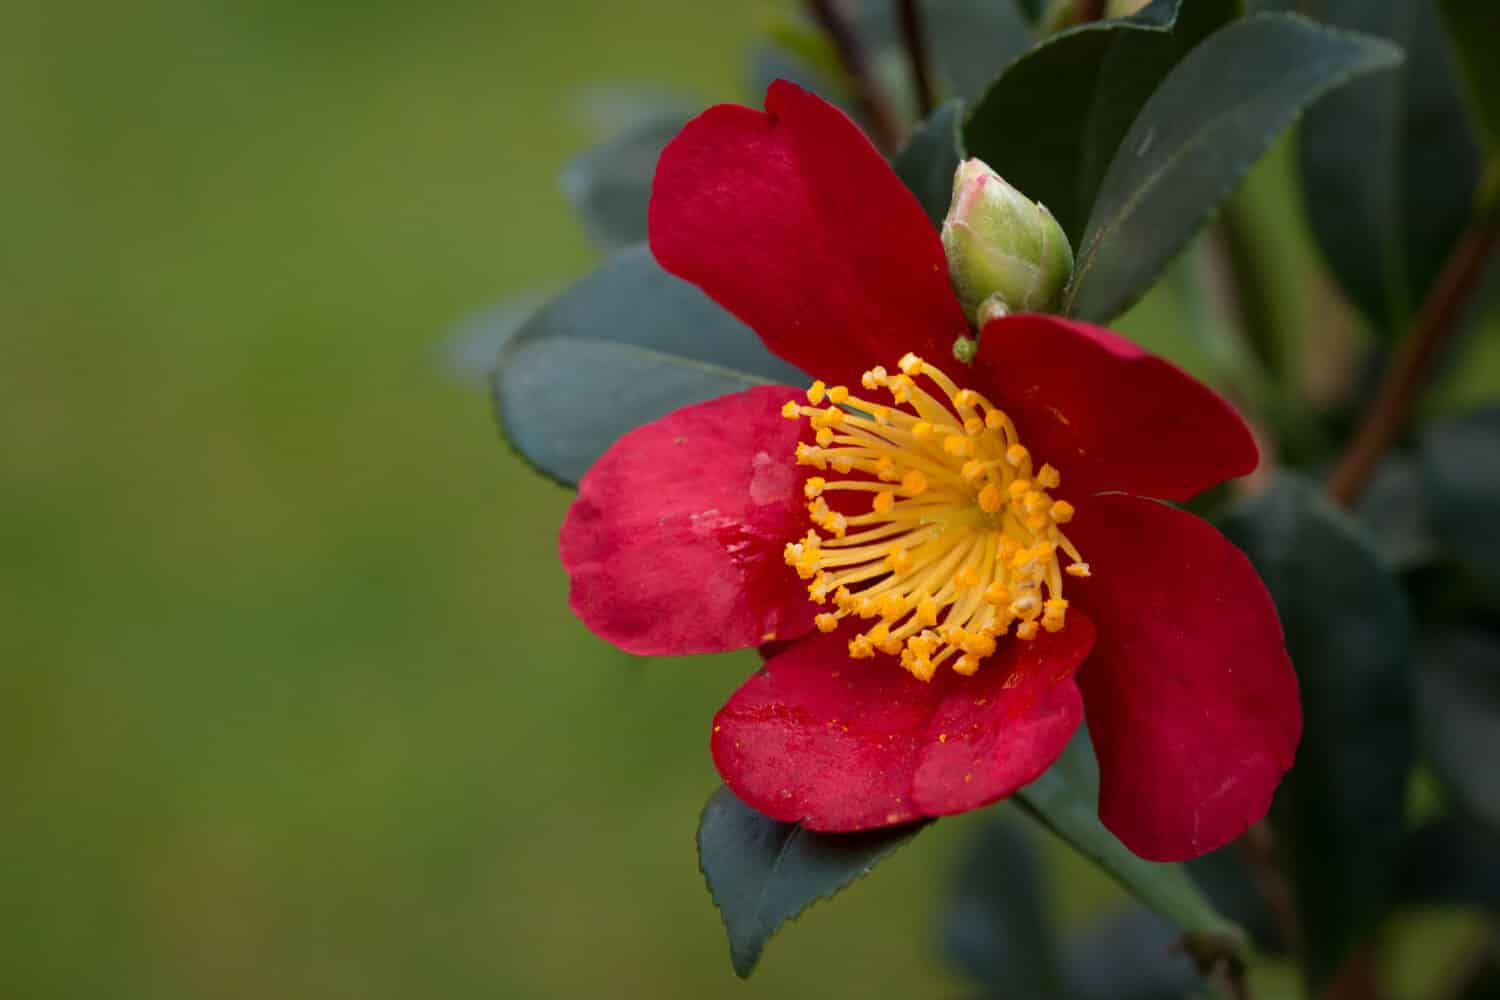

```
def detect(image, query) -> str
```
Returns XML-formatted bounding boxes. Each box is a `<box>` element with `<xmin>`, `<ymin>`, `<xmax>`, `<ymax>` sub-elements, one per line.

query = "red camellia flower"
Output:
<box><xmin>559</xmin><ymin>81</ymin><xmax>1302</xmax><ymax>862</ymax></box>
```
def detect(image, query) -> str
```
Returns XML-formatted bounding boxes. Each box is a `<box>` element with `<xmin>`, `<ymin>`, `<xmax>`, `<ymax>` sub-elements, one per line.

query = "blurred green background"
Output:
<box><xmin>1</xmin><ymin>1</ymin><xmax>1114</xmax><ymax>996</ymax></box>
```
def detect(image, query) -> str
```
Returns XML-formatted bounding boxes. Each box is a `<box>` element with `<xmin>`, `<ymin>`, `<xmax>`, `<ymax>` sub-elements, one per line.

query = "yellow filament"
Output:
<box><xmin>781</xmin><ymin>356</ymin><xmax>1090</xmax><ymax>682</ymax></box>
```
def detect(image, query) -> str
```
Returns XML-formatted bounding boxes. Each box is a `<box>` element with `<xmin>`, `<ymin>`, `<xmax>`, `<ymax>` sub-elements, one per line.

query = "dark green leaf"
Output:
<box><xmin>1063</xmin><ymin>907</ymin><xmax>1204</xmax><ymax>1000</ymax></box>
<box><xmin>1299</xmin><ymin>0</ymin><xmax>1480</xmax><ymax>338</ymax></box>
<box><xmin>492</xmin><ymin>246</ymin><xmax>802</xmax><ymax>486</ymax></box>
<box><xmin>1015</xmin><ymin>729</ymin><xmax>1248</xmax><ymax>960</ymax></box>
<box><xmin>1355</xmin><ymin>455</ymin><xmax>1440</xmax><ymax>570</ymax></box>
<box><xmin>1419</xmin><ymin>627</ymin><xmax>1500</xmax><ymax>829</ymax></box>
<box><xmin>1065</xmin><ymin>14</ymin><xmax>1403</xmax><ymax>323</ymax></box>
<box><xmin>1439</xmin><ymin>1</ymin><xmax>1500</xmax><ymax>160</ymax></box>
<box><xmin>1013</xmin><ymin>0</ymin><xmax>1044</xmax><ymax>26</ymax></box>
<box><xmin>964</xmin><ymin>0</ymin><xmax>1237</xmax><ymax>243</ymax></box>
<box><xmin>1219</xmin><ymin>473</ymin><xmax>1415</xmax><ymax>989</ymax></box>
<box><xmin>1398</xmin><ymin>814</ymin><xmax>1500</xmax><ymax>908</ymax></box>
<box><xmin>941</xmin><ymin>811</ymin><xmax>1063</xmax><ymax>994</ymax></box>
<box><xmin>924</xmin><ymin>0</ymin><xmax>1033</xmax><ymax>102</ymax></box>
<box><xmin>1423</xmin><ymin>406</ymin><xmax>1500</xmax><ymax>592</ymax></box>
<box><xmin>697</xmin><ymin>785</ymin><xmax>926</xmax><ymax>978</ymax></box>
<box><xmin>893</xmin><ymin>100</ymin><xmax>966</xmax><ymax>229</ymax></box>
<box><xmin>559</xmin><ymin>112</ymin><xmax>690</xmax><ymax>251</ymax></box>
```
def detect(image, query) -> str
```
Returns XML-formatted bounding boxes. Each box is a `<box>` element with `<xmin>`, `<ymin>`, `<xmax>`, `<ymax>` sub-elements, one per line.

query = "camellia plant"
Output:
<box><xmin>485</xmin><ymin>0</ymin><xmax>1500</xmax><ymax>996</ymax></box>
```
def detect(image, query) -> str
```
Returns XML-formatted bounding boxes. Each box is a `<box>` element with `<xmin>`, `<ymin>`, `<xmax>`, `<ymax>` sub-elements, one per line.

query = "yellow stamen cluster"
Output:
<box><xmin>781</xmin><ymin>353</ymin><xmax>1090</xmax><ymax>682</ymax></box>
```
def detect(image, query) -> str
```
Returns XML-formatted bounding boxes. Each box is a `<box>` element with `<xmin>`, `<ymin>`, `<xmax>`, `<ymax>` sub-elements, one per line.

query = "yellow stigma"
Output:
<box><xmin>780</xmin><ymin>357</ymin><xmax>1089</xmax><ymax>682</ymax></box>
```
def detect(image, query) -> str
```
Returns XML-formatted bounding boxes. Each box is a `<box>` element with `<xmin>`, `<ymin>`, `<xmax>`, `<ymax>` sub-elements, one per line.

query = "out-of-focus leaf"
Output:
<box><xmin>941</xmin><ymin>811</ymin><xmax>1063</xmax><ymax>994</ymax></box>
<box><xmin>965</xmin><ymin>0</ymin><xmax>1239</xmax><ymax>244</ymax></box>
<box><xmin>1419</xmin><ymin>627</ymin><xmax>1500</xmax><ymax>829</ymax></box>
<box><xmin>1298</xmin><ymin>0</ymin><xmax>1480</xmax><ymax>339</ymax></box>
<box><xmin>1063</xmin><ymin>906</ymin><xmax>1205</xmax><ymax>1000</ymax></box>
<box><xmin>747</xmin><ymin>42</ymin><xmax>841</xmax><ymax>108</ymax></box>
<box><xmin>1066</xmin><ymin>13</ymin><xmax>1403</xmax><ymax>324</ymax></box>
<box><xmin>697</xmin><ymin>785</ymin><xmax>926</xmax><ymax>978</ymax></box>
<box><xmin>1423</xmin><ymin>406</ymin><xmax>1500</xmax><ymax>592</ymax></box>
<box><xmin>1186</xmin><ymin>844</ymin><xmax>1287</xmax><ymax>956</ymax></box>
<box><xmin>925</xmin><ymin>0</ymin><xmax>1033</xmax><ymax>102</ymax></box>
<box><xmin>1015</xmin><ymin>728</ymin><xmax>1248</xmax><ymax>963</ymax></box>
<box><xmin>559</xmin><ymin>112</ymin><xmax>690</xmax><ymax>251</ymax></box>
<box><xmin>440</xmin><ymin>288</ymin><xmax>556</xmax><ymax>387</ymax></box>
<box><xmin>1014</xmin><ymin>0</ymin><xmax>1045</xmax><ymax>25</ymax></box>
<box><xmin>893</xmin><ymin>100</ymin><xmax>965</xmax><ymax>229</ymax></box>
<box><xmin>492</xmin><ymin>246</ymin><xmax>802</xmax><ymax>486</ymax></box>
<box><xmin>1355</xmin><ymin>455</ymin><xmax>1440</xmax><ymax>570</ymax></box>
<box><xmin>1438</xmin><ymin>1</ymin><xmax>1500</xmax><ymax>163</ymax></box>
<box><xmin>1398</xmin><ymin>814</ymin><xmax>1500</xmax><ymax>908</ymax></box>
<box><xmin>1219</xmin><ymin>473</ymin><xmax>1415</xmax><ymax>989</ymax></box>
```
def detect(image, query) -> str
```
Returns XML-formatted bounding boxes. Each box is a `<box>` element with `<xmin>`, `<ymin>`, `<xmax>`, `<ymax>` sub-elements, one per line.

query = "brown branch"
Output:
<box><xmin>1239</xmin><ymin>820</ymin><xmax>1302</xmax><ymax>965</ymax></box>
<box><xmin>1325</xmin><ymin>209</ymin><xmax>1500</xmax><ymax>508</ymax></box>
<box><xmin>806</xmin><ymin>0</ymin><xmax>906</xmax><ymax>153</ymax></box>
<box><xmin>1074</xmin><ymin>0</ymin><xmax>1109</xmax><ymax>25</ymax></box>
<box><xmin>896</xmin><ymin>0</ymin><xmax>937</xmax><ymax>118</ymax></box>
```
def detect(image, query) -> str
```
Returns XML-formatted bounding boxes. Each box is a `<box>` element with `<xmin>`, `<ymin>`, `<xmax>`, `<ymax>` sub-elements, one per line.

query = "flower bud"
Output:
<box><xmin>940</xmin><ymin>159</ymin><xmax>1073</xmax><ymax>325</ymax></box>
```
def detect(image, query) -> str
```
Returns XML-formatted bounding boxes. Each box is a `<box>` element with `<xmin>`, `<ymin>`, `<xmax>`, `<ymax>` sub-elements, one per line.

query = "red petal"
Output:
<box><xmin>971</xmin><ymin>315</ymin><xmax>1259</xmax><ymax>501</ymax></box>
<box><xmin>1067</xmin><ymin>494</ymin><xmax>1301</xmax><ymax>862</ymax></box>
<box><xmin>649</xmin><ymin>81</ymin><xmax>970</xmax><ymax>390</ymax></box>
<box><xmin>711</xmin><ymin>615</ymin><xmax>1095</xmax><ymax>831</ymax></box>
<box><xmin>560</xmin><ymin>386</ymin><xmax>816</xmax><ymax>656</ymax></box>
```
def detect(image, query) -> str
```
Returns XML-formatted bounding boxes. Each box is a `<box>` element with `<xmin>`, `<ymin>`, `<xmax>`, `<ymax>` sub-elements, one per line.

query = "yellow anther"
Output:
<box><xmin>964</xmin><ymin>632</ymin><xmax>997</xmax><ymax>658</ymax></box>
<box><xmin>780</xmin><ymin>354</ymin><xmax>1088</xmax><ymax>677</ymax></box>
